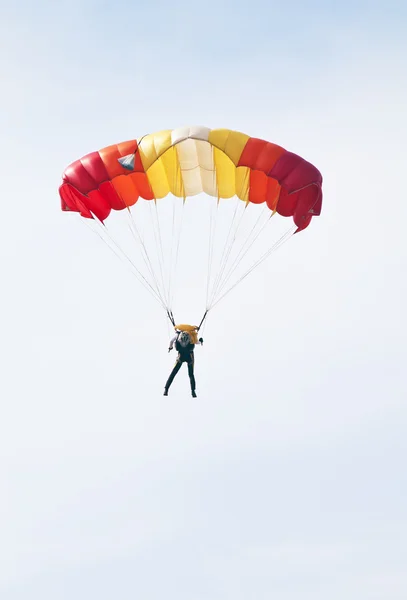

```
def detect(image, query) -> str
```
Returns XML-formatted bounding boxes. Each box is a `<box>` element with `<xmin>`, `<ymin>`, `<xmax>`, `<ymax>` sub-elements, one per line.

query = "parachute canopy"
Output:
<box><xmin>59</xmin><ymin>126</ymin><xmax>322</xmax><ymax>232</ymax></box>
<box><xmin>59</xmin><ymin>126</ymin><xmax>323</xmax><ymax>326</ymax></box>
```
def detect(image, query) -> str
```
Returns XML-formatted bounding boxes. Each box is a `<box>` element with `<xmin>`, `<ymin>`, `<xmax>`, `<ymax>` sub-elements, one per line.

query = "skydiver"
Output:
<box><xmin>163</xmin><ymin>329</ymin><xmax>203</xmax><ymax>398</ymax></box>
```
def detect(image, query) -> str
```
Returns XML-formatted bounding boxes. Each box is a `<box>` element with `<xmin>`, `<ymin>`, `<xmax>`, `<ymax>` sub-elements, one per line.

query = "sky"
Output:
<box><xmin>1</xmin><ymin>0</ymin><xmax>407</xmax><ymax>598</ymax></box>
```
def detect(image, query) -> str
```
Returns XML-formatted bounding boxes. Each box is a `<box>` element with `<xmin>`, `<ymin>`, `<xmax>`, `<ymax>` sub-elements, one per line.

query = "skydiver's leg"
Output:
<box><xmin>187</xmin><ymin>353</ymin><xmax>196</xmax><ymax>396</ymax></box>
<box><xmin>164</xmin><ymin>358</ymin><xmax>182</xmax><ymax>393</ymax></box>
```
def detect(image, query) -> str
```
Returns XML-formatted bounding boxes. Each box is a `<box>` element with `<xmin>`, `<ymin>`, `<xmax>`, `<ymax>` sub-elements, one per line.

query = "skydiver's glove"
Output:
<box><xmin>199</xmin><ymin>337</ymin><xmax>203</xmax><ymax>344</ymax></box>
<box><xmin>168</xmin><ymin>347</ymin><xmax>173</xmax><ymax>352</ymax></box>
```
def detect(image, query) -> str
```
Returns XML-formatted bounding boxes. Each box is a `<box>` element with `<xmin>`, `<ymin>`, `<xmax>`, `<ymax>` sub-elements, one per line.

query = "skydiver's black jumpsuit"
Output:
<box><xmin>165</xmin><ymin>340</ymin><xmax>196</xmax><ymax>393</ymax></box>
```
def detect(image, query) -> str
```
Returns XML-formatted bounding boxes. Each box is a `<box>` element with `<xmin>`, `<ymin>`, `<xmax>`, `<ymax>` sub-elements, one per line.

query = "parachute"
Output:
<box><xmin>59</xmin><ymin>126</ymin><xmax>322</xmax><ymax>329</ymax></box>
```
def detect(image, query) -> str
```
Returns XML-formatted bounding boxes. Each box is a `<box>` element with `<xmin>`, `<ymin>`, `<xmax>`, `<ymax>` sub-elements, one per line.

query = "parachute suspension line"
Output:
<box><xmin>168</xmin><ymin>157</ymin><xmax>187</xmax><ymax>316</ymax></box>
<box><xmin>126</xmin><ymin>206</ymin><xmax>154</xmax><ymax>277</ymax></box>
<box><xmin>200</xmin><ymin>196</ymin><xmax>247</xmax><ymax>334</ymax></box>
<box><xmin>208</xmin><ymin>198</ymin><xmax>248</xmax><ymax>308</ymax></box>
<box><xmin>80</xmin><ymin>214</ymin><xmax>168</xmax><ymax>312</ymax></box>
<box><xmin>154</xmin><ymin>199</ymin><xmax>170</xmax><ymax>306</ymax></box>
<box><xmin>205</xmin><ymin>197</ymin><xmax>219</xmax><ymax>311</ymax></box>
<box><xmin>166</xmin><ymin>309</ymin><xmax>176</xmax><ymax>327</ymax></box>
<box><xmin>208</xmin><ymin>198</ymin><xmax>239</xmax><ymax>301</ymax></box>
<box><xmin>169</xmin><ymin>196</ymin><xmax>185</xmax><ymax>313</ymax></box>
<box><xmin>212</xmin><ymin>190</ymin><xmax>322</xmax><ymax>308</ymax></box>
<box><xmin>205</xmin><ymin>199</ymin><xmax>214</xmax><ymax>310</ymax></box>
<box><xmin>167</xmin><ymin>196</ymin><xmax>177</xmax><ymax>313</ymax></box>
<box><xmin>126</xmin><ymin>207</ymin><xmax>167</xmax><ymax>306</ymax></box>
<box><xmin>211</xmin><ymin>225</ymin><xmax>297</xmax><ymax>310</ymax></box>
<box><xmin>167</xmin><ymin>154</ymin><xmax>182</xmax><ymax>315</ymax></box>
<box><xmin>211</xmin><ymin>205</ymin><xmax>274</xmax><ymax>306</ymax></box>
<box><xmin>168</xmin><ymin>196</ymin><xmax>184</xmax><ymax>315</ymax></box>
<box><xmin>197</xmin><ymin>309</ymin><xmax>208</xmax><ymax>332</ymax></box>
<box><xmin>200</xmin><ymin>314</ymin><xmax>210</xmax><ymax>337</ymax></box>
<box><xmin>148</xmin><ymin>201</ymin><xmax>169</xmax><ymax>309</ymax></box>
<box><xmin>89</xmin><ymin>213</ymin><xmax>168</xmax><ymax>310</ymax></box>
<box><xmin>208</xmin><ymin>198</ymin><xmax>241</xmax><ymax>308</ymax></box>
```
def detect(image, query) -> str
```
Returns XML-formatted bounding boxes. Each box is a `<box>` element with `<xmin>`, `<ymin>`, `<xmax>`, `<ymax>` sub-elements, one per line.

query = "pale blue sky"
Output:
<box><xmin>1</xmin><ymin>1</ymin><xmax>407</xmax><ymax>599</ymax></box>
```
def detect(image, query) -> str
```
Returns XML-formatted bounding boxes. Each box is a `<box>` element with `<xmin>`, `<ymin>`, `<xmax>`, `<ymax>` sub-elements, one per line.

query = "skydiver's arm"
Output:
<box><xmin>192</xmin><ymin>327</ymin><xmax>203</xmax><ymax>346</ymax></box>
<box><xmin>168</xmin><ymin>335</ymin><xmax>177</xmax><ymax>351</ymax></box>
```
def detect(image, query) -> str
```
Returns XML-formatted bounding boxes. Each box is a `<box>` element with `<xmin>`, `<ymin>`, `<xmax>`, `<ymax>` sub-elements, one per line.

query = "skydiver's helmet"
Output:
<box><xmin>178</xmin><ymin>331</ymin><xmax>191</xmax><ymax>348</ymax></box>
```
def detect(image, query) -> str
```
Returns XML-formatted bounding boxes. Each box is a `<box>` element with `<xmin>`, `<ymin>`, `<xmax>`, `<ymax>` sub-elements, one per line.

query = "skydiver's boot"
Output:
<box><xmin>163</xmin><ymin>388</ymin><xmax>168</xmax><ymax>396</ymax></box>
<box><xmin>187</xmin><ymin>360</ymin><xmax>196</xmax><ymax>398</ymax></box>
